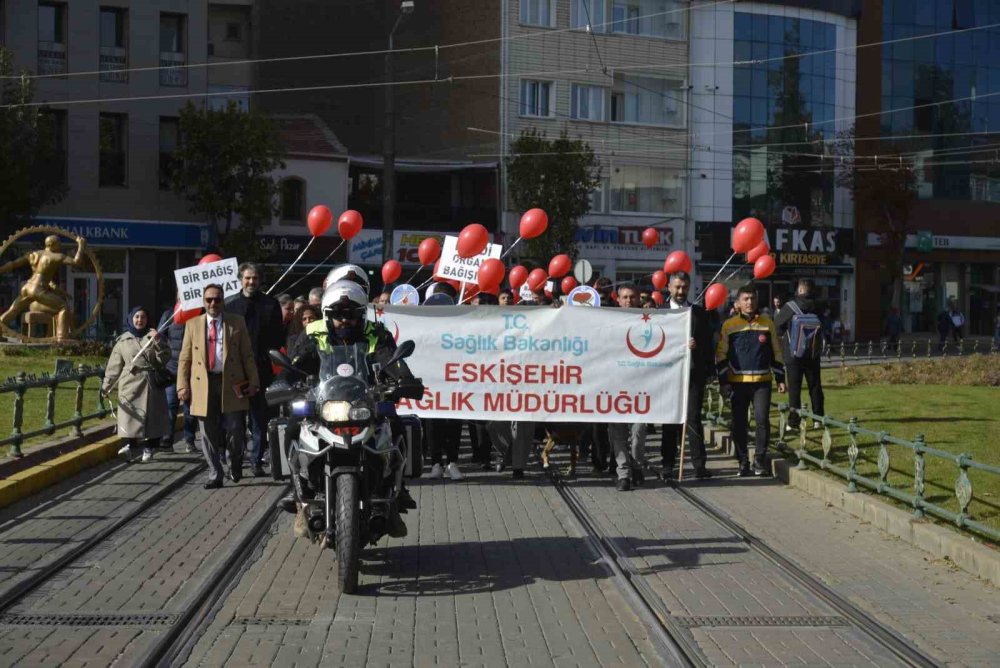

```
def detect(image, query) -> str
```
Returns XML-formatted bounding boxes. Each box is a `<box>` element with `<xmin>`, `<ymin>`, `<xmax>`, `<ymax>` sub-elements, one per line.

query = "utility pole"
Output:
<box><xmin>382</xmin><ymin>1</ymin><xmax>414</xmax><ymax>265</ymax></box>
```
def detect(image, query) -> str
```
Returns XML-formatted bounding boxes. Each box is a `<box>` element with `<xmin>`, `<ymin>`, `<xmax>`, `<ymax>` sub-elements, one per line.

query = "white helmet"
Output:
<box><xmin>324</xmin><ymin>264</ymin><xmax>370</xmax><ymax>295</ymax></box>
<box><xmin>321</xmin><ymin>280</ymin><xmax>368</xmax><ymax>325</ymax></box>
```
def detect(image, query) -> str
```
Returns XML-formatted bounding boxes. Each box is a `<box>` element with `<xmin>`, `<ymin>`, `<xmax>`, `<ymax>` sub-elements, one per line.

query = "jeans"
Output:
<box><xmin>785</xmin><ymin>358</ymin><xmax>824</xmax><ymax>428</ymax></box>
<box><xmin>246</xmin><ymin>391</ymin><xmax>272</xmax><ymax>467</ymax></box>
<box><xmin>730</xmin><ymin>382</ymin><xmax>772</xmax><ymax>468</ymax></box>
<box><xmin>162</xmin><ymin>384</ymin><xmax>197</xmax><ymax>448</ymax></box>
<box><xmin>660</xmin><ymin>378</ymin><xmax>707</xmax><ymax>471</ymax></box>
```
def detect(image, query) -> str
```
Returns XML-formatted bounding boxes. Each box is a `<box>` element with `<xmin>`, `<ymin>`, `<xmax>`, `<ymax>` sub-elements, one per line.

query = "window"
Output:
<box><xmin>520</xmin><ymin>0</ymin><xmax>554</xmax><ymax>27</ymax></box>
<box><xmin>225</xmin><ymin>21</ymin><xmax>242</xmax><ymax>41</ymax></box>
<box><xmin>611</xmin><ymin>74</ymin><xmax>684</xmax><ymax>126</ymax></box>
<box><xmin>520</xmin><ymin>80</ymin><xmax>554</xmax><ymax>117</ymax></box>
<box><xmin>610</xmin><ymin>165</ymin><xmax>681</xmax><ymax>214</ymax></box>
<box><xmin>159</xmin><ymin>117</ymin><xmax>179</xmax><ymax>190</ymax></box>
<box><xmin>41</xmin><ymin>109</ymin><xmax>67</xmax><ymax>185</ymax></box>
<box><xmin>207</xmin><ymin>85</ymin><xmax>250</xmax><ymax>112</ymax></box>
<box><xmin>37</xmin><ymin>2</ymin><xmax>67</xmax><ymax>76</ymax></box>
<box><xmin>99</xmin><ymin>113</ymin><xmax>127</xmax><ymax>187</ymax></box>
<box><xmin>588</xmin><ymin>177</ymin><xmax>607</xmax><ymax>213</ymax></box>
<box><xmin>571</xmin><ymin>84</ymin><xmax>606</xmax><ymax>121</ymax></box>
<box><xmin>280</xmin><ymin>178</ymin><xmax>306</xmax><ymax>222</ymax></box>
<box><xmin>610</xmin><ymin>0</ymin><xmax>683</xmax><ymax>39</ymax></box>
<box><xmin>99</xmin><ymin>7</ymin><xmax>127</xmax><ymax>83</ymax></box>
<box><xmin>570</xmin><ymin>0</ymin><xmax>605</xmax><ymax>32</ymax></box>
<box><xmin>159</xmin><ymin>13</ymin><xmax>186</xmax><ymax>86</ymax></box>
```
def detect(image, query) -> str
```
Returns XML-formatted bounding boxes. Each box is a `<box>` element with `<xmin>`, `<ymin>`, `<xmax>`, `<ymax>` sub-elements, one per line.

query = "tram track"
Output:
<box><xmin>548</xmin><ymin>468</ymin><xmax>944</xmax><ymax>668</ymax></box>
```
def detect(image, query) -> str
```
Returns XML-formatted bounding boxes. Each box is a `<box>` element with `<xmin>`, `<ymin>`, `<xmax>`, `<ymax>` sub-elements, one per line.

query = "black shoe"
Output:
<box><xmin>694</xmin><ymin>467</ymin><xmax>713</xmax><ymax>480</ymax></box>
<box><xmin>753</xmin><ymin>464</ymin><xmax>770</xmax><ymax>477</ymax></box>
<box><xmin>616</xmin><ymin>478</ymin><xmax>632</xmax><ymax>492</ymax></box>
<box><xmin>204</xmin><ymin>479</ymin><xmax>223</xmax><ymax>489</ymax></box>
<box><xmin>278</xmin><ymin>494</ymin><xmax>297</xmax><ymax>513</ymax></box>
<box><xmin>632</xmin><ymin>468</ymin><xmax>645</xmax><ymax>486</ymax></box>
<box><xmin>387</xmin><ymin>511</ymin><xmax>408</xmax><ymax>538</ymax></box>
<box><xmin>591</xmin><ymin>463</ymin><xmax>606</xmax><ymax>474</ymax></box>
<box><xmin>512</xmin><ymin>469</ymin><xmax>524</xmax><ymax>479</ymax></box>
<box><xmin>738</xmin><ymin>464</ymin><xmax>752</xmax><ymax>477</ymax></box>
<box><xmin>251</xmin><ymin>464</ymin><xmax>265</xmax><ymax>478</ymax></box>
<box><xmin>659</xmin><ymin>468</ymin><xmax>674</xmax><ymax>482</ymax></box>
<box><xmin>227</xmin><ymin>469</ymin><xmax>240</xmax><ymax>483</ymax></box>
<box><xmin>398</xmin><ymin>488</ymin><xmax>417</xmax><ymax>510</ymax></box>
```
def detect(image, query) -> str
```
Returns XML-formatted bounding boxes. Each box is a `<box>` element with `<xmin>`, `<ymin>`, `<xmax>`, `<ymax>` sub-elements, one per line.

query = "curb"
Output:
<box><xmin>0</xmin><ymin>434</ymin><xmax>121</xmax><ymax>511</ymax></box>
<box><xmin>702</xmin><ymin>425</ymin><xmax>1000</xmax><ymax>588</ymax></box>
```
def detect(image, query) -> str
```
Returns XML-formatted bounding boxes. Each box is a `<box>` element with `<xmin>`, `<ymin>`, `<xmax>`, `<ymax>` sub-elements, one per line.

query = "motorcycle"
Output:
<box><xmin>266</xmin><ymin>339</ymin><xmax>420</xmax><ymax>594</ymax></box>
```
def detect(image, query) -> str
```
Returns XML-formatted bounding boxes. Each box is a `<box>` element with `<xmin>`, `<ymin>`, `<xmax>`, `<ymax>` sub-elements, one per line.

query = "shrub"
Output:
<box><xmin>838</xmin><ymin>355</ymin><xmax>1000</xmax><ymax>387</ymax></box>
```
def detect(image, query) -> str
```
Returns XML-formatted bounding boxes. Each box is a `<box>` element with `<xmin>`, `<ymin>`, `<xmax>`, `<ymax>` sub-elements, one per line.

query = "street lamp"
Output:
<box><xmin>382</xmin><ymin>1</ymin><xmax>414</xmax><ymax>265</ymax></box>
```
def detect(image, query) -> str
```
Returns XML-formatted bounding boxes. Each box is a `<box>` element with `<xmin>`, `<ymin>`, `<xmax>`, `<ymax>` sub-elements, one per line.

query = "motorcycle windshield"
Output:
<box><xmin>317</xmin><ymin>343</ymin><xmax>371</xmax><ymax>404</ymax></box>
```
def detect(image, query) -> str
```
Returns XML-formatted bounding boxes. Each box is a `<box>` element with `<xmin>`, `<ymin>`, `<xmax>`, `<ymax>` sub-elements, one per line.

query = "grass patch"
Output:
<box><xmin>766</xmin><ymin>359</ymin><xmax>1000</xmax><ymax>542</ymax></box>
<box><xmin>0</xmin><ymin>347</ymin><xmax>111</xmax><ymax>455</ymax></box>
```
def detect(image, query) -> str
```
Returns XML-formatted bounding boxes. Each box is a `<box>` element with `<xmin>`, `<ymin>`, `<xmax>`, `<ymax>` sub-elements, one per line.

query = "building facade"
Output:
<box><xmin>855</xmin><ymin>0</ymin><xmax>1000</xmax><ymax>339</ymax></box>
<box><xmin>690</xmin><ymin>0</ymin><xmax>859</xmax><ymax>329</ymax></box>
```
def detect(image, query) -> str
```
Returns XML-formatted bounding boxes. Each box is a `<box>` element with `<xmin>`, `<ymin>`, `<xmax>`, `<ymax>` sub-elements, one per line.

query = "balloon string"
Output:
<box><xmin>695</xmin><ymin>251</ymin><xmax>738</xmax><ymax>302</ymax></box>
<box><xmin>416</xmin><ymin>275</ymin><xmax>435</xmax><ymax>290</ymax></box>
<box><xmin>267</xmin><ymin>236</ymin><xmax>317</xmax><ymax>295</ymax></box>
<box><xmin>280</xmin><ymin>239</ymin><xmax>346</xmax><ymax>295</ymax></box>
<box><xmin>723</xmin><ymin>263</ymin><xmax>748</xmax><ymax>283</ymax></box>
<box><xmin>405</xmin><ymin>264</ymin><xmax>426</xmax><ymax>284</ymax></box>
<box><xmin>129</xmin><ymin>316</ymin><xmax>175</xmax><ymax>365</ymax></box>
<box><xmin>500</xmin><ymin>236</ymin><xmax>522</xmax><ymax>259</ymax></box>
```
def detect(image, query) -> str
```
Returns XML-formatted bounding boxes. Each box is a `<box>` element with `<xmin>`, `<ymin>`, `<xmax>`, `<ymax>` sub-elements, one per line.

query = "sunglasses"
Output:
<box><xmin>204</xmin><ymin>296</ymin><xmax>222</xmax><ymax>303</ymax></box>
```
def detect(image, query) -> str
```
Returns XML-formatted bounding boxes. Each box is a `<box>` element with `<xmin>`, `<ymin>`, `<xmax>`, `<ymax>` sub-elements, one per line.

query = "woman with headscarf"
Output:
<box><xmin>101</xmin><ymin>305</ymin><xmax>172</xmax><ymax>463</ymax></box>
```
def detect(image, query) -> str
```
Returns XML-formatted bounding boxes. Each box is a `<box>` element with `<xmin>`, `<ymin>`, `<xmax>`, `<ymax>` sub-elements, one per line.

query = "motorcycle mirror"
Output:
<box><xmin>268</xmin><ymin>349</ymin><xmax>296</xmax><ymax>372</ymax></box>
<box><xmin>386</xmin><ymin>340</ymin><xmax>415</xmax><ymax>368</ymax></box>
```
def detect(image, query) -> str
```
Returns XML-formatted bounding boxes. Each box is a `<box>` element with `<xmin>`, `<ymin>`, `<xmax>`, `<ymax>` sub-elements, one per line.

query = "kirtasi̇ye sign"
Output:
<box><xmin>697</xmin><ymin>222</ymin><xmax>854</xmax><ymax>267</ymax></box>
<box><xmin>371</xmin><ymin>305</ymin><xmax>691</xmax><ymax>423</ymax></box>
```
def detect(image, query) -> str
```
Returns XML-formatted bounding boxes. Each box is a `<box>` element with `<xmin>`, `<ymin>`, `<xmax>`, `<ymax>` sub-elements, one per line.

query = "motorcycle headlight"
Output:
<box><xmin>320</xmin><ymin>401</ymin><xmax>351</xmax><ymax>423</ymax></box>
<box><xmin>348</xmin><ymin>406</ymin><xmax>371</xmax><ymax>422</ymax></box>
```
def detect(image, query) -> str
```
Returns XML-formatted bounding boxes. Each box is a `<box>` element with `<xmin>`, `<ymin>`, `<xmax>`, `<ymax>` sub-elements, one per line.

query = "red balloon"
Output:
<box><xmin>509</xmin><ymin>265</ymin><xmax>528</xmax><ymax>290</ymax></box>
<box><xmin>561</xmin><ymin>276</ymin><xmax>578</xmax><ymax>294</ymax></box>
<box><xmin>704</xmin><ymin>283</ymin><xmax>728</xmax><ymax>310</ymax></box>
<box><xmin>478</xmin><ymin>258</ymin><xmax>505</xmax><ymax>291</ymax></box>
<box><xmin>651</xmin><ymin>270</ymin><xmax>667</xmax><ymax>291</ymax></box>
<box><xmin>746</xmin><ymin>241</ymin><xmax>770</xmax><ymax>264</ymax></box>
<box><xmin>519</xmin><ymin>208</ymin><xmax>548</xmax><ymax>240</ymax></box>
<box><xmin>307</xmin><ymin>205</ymin><xmax>333</xmax><ymax>237</ymax></box>
<box><xmin>337</xmin><ymin>210</ymin><xmax>364</xmax><ymax>240</ymax></box>
<box><xmin>457</xmin><ymin>223</ymin><xmax>489</xmax><ymax>258</ymax></box>
<box><xmin>732</xmin><ymin>217</ymin><xmax>765</xmax><ymax>253</ymax></box>
<box><xmin>418</xmin><ymin>237</ymin><xmax>441</xmax><ymax>266</ymax></box>
<box><xmin>651</xmin><ymin>291</ymin><xmax>664</xmax><ymax>306</ymax></box>
<box><xmin>663</xmin><ymin>250</ymin><xmax>693</xmax><ymax>275</ymax></box>
<box><xmin>548</xmin><ymin>253</ymin><xmax>572</xmax><ymax>278</ymax></box>
<box><xmin>527</xmin><ymin>268</ymin><xmax>547</xmax><ymax>292</ymax></box>
<box><xmin>753</xmin><ymin>254</ymin><xmax>777</xmax><ymax>279</ymax></box>
<box><xmin>172</xmin><ymin>302</ymin><xmax>202</xmax><ymax>325</ymax></box>
<box><xmin>198</xmin><ymin>254</ymin><xmax>222</xmax><ymax>265</ymax></box>
<box><xmin>381</xmin><ymin>260</ymin><xmax>402</xmax><ymax>285</ymax></box>
<box><xmin>642</xmin><ymin>227</ymin><xmax>658</xmax><ymax>249</ymax></box>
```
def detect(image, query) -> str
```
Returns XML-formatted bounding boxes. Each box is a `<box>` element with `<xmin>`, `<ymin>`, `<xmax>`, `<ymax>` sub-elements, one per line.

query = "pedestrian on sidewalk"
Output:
<box><xmin>947</xmin><ymin>299</ymin><xmax>966</xmax><ymax>344</ymax></box>
<box><xmin>102</xmin><ymin>306</ymin><xmax>172</xmax><ymax>464</ymax></box>
<box><xmin>177</xmin><ymin>284</ymin><xmax>260</xmax><ymax>489</ymax></box>
<box><xmin>660</xmin><ymin>272</ymin><xmax>714</xmax><ymax>481</ymax></box>
<box><xmin>225</xmin><ymin>262</ymin><xmax>285</xmax><ymax>477</ymax></box>
<box><xmin>773</xmin><ymin>278</ymin><xmax>825</xmax><ymax>432</ymax></box>
<box><xmin>716</xmin><ymin>284</ymin><xmax>786</xmax><ymax>477</ymax></box>
<box><xmin>884</xmin><ymin>307</ymin><xmax>903</xmax><ymax>352</ymax></box>
<box><xmin>157</xmin><ymin>299</ymin><xmax>198</xmax><ymax>454</ymax></box>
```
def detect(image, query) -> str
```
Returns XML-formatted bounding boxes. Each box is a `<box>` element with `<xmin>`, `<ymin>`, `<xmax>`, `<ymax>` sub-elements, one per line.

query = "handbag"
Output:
<box><xmin>151</xmin><ymin>366</ymin><xmax>176</xmax><ymax>389</ymax></box>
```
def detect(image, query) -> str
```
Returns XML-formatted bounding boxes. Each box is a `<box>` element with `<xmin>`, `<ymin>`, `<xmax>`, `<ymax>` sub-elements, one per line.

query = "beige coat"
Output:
<box><xmin>177</xmin><ymin>313</ymin><xmax>260</xmax><ymax>417</ymax></box>
<box><xmin>102</xmin><ymin>331</ymin><xmax>172</xmax><ymax>439</ymax></box>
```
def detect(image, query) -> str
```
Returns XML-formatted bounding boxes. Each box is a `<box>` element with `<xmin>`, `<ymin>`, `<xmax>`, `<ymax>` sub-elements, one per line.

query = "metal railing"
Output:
<box><xmin>1</xmin><ymin>365</ymin><xmax>110</xmax><ymax>458</ymax></box>
<box><xmin>820</xmin><ymin>337</ymin><xmax>999</xmax><ymax>365</ymax></box>
<box><xmin>702</xmin><ymin>383</ymin><xmax>1000</xmax><ymax>544</ymax></box>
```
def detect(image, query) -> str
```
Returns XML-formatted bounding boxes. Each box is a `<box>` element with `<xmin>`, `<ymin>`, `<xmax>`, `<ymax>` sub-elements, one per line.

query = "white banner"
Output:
<box><xmin>174</xmin><ymin>258</ymin><xmax>241</xmax><ymax>310</ymax></box>
<box><xmin>434</xmin><ymin>235</ymin><xmax>502</xmax><ymax>284</ymax></box>
<box><xmin>375</xmin><ymin>305</ymin><xmax>690</xmax><ymax>423</ymax></box>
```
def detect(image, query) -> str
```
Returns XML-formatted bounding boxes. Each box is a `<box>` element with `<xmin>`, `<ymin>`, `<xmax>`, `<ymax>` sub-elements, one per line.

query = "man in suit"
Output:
<box><xmin>177</xmin><ymin>284</ymin><xmax>260</xmax><ymax>489</ymax></box>
<box><xmin>224</xmin><ymin>262</ymin><xmax>285</xmax><ymax>476</ymax></box>
<box><xmin>660</xmin><ymin>271</ymin><xmax>714</xmax><ymax>480</ymax></box>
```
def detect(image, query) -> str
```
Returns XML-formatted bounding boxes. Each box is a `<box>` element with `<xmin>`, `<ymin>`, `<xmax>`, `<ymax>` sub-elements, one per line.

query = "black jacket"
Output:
<box><xmin>668</xmin><ymin>302</ymin><xmax>713</xmax><ymax>382</ymax></box>
<box><xmin>157</xmin><ymin>308</ymin><xmax>187</xmax><ymax>375</ymax></box>
<box><xmin>225</xmin><ymin>291</ymin><xmax>285</xmax><ymax>383</ymax></box>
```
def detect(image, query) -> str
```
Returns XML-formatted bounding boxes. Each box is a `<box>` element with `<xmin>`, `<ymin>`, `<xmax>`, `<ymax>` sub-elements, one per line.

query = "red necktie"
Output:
<box><xmin>208</xmin><ymin>320</ymin><xmax>218</xmax><ymax>370</ymax></box>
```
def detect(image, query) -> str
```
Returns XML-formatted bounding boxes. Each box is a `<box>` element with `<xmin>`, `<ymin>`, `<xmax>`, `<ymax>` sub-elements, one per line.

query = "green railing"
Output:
<box><xmin>1</xmin><ymin>365</ymin><xmax>110</xmax><ymax>457</ymax></box>
<box><xmin>821</xmin><ymin>337</ymin><xmax>999</xmax><ymax>365</ymax></box>
<box><xmin>702</xmin><ymin>384</ymin><xmax>1000</xmax><ymax>544</ymax></box>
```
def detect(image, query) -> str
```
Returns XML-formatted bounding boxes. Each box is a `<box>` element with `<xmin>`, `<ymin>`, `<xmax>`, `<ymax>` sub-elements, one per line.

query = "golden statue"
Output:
<box><xmin>0</xmin><ymin>226</ymin><xmax>104</xmax><ymax>343</ymax></box>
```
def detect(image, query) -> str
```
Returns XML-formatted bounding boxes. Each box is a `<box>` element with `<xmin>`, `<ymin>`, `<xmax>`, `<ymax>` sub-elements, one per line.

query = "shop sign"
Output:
<box><xmin>697</xmin><ymin>222</ymin><xmax>854</xmax><ymax>267</ymax></box>
<box><xmin>257</xmin><ymin>234</ymin><xmax>343</xmax><ymax>263</ymax></box>
<box><xmin>34</xmin><ymin>217</ymin><xmax>211</xmax><ymax>249</ymax></box>
<box><xmin>574</xmin><ymin>224</ymin><xmax>677</xmax><ymax>261</ymax></box>
<box><xmin>867</xmin><ymin>232</ymin><xmax>1000</xmax><ymax>252</ymax></box>
<box><xmin>916</xmin><ymin>230</ymin><xmax>934</xmax><ymax>253</ymax></box>
<box><xmin>348</xmin><ymin>230</ymin><xmax>450</xmax><ymax>266</ymax></box>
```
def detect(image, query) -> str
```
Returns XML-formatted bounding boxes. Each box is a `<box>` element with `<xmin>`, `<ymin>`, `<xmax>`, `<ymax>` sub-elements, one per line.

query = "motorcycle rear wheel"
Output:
<box><xmin>335</xmin><ymin>474</ymin><xmax>361</xmax><ymax>593</ymax></box>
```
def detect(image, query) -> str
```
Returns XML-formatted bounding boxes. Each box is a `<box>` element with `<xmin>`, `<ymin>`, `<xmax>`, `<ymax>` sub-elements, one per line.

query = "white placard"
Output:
<box><xmin>174</xmin><ymin>258</ymin><xmax>241</xmax><ymax>310</ymax></box>
<box><xmin>433</xmin><ymin>235</ymin><xmax>502</xmax><ymax>284</ymax></box>
<box><xmin>379</xmin><ymin>305</ymin><xmax>690</xmax><ymax>424</ymax></box>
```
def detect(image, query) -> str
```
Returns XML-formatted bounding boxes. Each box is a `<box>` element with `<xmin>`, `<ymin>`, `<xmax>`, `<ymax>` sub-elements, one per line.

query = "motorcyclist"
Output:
<box><xmin>285</xmin><ymin>279</ymin><xmax>423</xmax><ymax>536</ymax></box>
<box><xmin>323</xmin><ymin>263</ymin><xmax>370</xmax><ymax>293</ymax></box>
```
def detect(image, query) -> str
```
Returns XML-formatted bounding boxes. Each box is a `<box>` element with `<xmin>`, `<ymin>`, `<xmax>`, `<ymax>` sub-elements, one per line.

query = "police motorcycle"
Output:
<box><xmin>266</xmin><ymin>338</ymin><xmax>418</xmax><ymax>594</ymax></box>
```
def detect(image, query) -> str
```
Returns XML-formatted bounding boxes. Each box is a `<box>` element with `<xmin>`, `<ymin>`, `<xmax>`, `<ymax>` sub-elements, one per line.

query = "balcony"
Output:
<box><xmin>99</xmin><ymin>47</ymin><xmax>127</xmax><ymax>83</ymax></box>
<box><xmin>37</xmin><ymin>41</ymin><xmax>66</xmax><ymax>76</ymax></box>
<box><xmin>159</xmin><ymin>52</ymin><xmax>187</xmax><ymax>87</ymax></box>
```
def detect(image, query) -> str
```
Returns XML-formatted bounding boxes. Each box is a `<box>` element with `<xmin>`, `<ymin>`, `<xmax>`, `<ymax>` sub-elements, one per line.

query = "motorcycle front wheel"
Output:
<box><xmin>335</xmin><ymin>474</ymin><xmax>361</xmax><ymax>593</ymax></box>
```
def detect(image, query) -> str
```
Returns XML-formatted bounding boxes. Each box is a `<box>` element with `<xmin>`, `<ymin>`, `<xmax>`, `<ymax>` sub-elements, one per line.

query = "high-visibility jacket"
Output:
<box><xmin>304</xmin><ymin>319</ymin><xmax>380</xmax><ymax>354</ymax></box>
